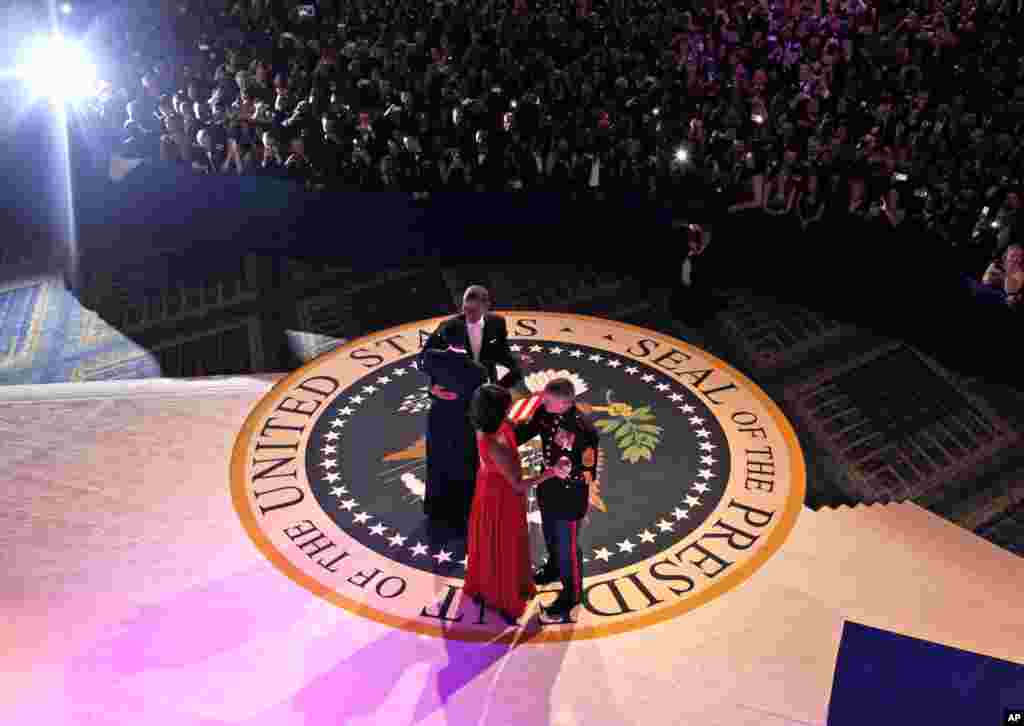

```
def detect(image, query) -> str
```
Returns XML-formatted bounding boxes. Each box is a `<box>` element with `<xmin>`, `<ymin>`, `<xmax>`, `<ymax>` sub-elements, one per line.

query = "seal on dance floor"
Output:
<box><xmin>231</xmin><ymin>313</ymin><xmax>806</xmax><ymax>642</ymax></box>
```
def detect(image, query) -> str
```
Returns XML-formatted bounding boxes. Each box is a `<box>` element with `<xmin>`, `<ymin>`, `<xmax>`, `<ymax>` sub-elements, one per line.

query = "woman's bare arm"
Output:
<box><xmin>484</xmin><ymin>434</ymin><xmax>558</xmax><ymax>493</ymax></box>
<box><xmin>485</xmin><ymin>435</ymin><xmax>526</xmax><ymax>492</ymax></box>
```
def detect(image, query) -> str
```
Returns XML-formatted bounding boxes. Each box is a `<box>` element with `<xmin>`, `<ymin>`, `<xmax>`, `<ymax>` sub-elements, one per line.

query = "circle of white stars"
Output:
<box><xmin>311</xmin><ymin>344</ymin><xmax>724</xmax><ymax>574</ymax></box>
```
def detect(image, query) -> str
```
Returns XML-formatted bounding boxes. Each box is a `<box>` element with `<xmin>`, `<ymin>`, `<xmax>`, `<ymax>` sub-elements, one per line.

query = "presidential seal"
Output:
<box><xmin>231</xmin><ymin>313</ymin><xmax>806</xmax><ymax>642</ymax></box>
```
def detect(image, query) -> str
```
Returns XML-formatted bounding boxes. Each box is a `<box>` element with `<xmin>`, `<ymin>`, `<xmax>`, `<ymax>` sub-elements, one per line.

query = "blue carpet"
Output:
<box><xmin>0</xmin><ymin>283</ymin><xmax>44</xmax><ymax>357</ymax></box>
<box><xmin>828</xmin><ymin>621</ymin><xmax>1024</xmax><ymax>726</ymax></box>
<box><xmin>0</xmin><ymin>273</ymin><xmax>161</xmax><ymax>385</ymax></box>
<box><xmin>0</xmin><ymin>275</ymin><xmax>75</xmax><ymax>385</ymax></box>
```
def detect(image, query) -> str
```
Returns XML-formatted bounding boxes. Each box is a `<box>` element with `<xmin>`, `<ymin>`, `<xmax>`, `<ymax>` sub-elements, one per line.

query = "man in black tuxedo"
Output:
<box><xmin>422</xmin><ymin>285</ymin><xmax>524</xmax><ymax>389</ymax></box>
<box><xmin>417</xmin><ymin>285</ymin><xmax>525</xmax><ymax>528</ymax></box>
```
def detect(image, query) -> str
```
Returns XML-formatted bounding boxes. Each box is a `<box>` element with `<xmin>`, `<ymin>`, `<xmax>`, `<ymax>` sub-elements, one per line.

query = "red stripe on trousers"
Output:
<box><xmin>569</xmin><ymin>521</ymin><xmax>580</xmax><ymax>602</ymax></box>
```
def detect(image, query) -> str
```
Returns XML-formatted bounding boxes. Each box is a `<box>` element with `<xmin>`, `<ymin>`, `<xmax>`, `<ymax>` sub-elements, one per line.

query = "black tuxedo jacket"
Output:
<box><xmin>419</xmin><ymin>313</ymin><xmax>523</xmax><ymax>389</ymax></box>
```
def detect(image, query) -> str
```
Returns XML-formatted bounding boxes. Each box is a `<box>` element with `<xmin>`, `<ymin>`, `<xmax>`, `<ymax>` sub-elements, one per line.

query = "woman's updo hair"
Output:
<box><xmin>469</xmin><ymin>384</ymin><xmax>512</xmax><ymax>434</ymax></box>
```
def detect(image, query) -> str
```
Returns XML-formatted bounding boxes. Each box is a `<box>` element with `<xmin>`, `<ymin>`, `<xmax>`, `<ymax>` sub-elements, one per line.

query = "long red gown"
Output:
<box><xmin>462</xmin><ymin>421</ymin><xmax>537</xmax><ymax>619</ymax></box>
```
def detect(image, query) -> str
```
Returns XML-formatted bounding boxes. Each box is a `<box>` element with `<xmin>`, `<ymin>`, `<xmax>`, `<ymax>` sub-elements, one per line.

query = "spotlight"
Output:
<box><xmin>752</xmin><ymin>113</ymin><xmax>764</xmax><ymax>124</ymax></box>
<box><xmin>674</xmin><ymin>147</ymin><xmax>688</xmax><ymax>163</ymax></box>
<box><xmin>60</xmin><ymin>2</ymin><xmax>72</xmax><ymax>14</ymax></box>
<box><xmin>15</xmin><ymin>35</ymin><xmax>96</xmax><ymax>103</ymax></box>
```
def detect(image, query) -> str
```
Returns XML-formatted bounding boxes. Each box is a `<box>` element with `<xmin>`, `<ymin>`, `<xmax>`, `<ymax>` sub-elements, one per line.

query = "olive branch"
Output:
<box><xmin>594</xmin><ymin>405</ymin><xmax>663</xmax><ymax>464</ymax></box>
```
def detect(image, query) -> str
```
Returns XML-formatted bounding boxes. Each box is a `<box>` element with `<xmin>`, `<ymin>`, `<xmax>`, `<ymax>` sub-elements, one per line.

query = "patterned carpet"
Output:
<box><xmin>0</xmin><ymin>273</ymin><xmax>106</xmax><ymax>386</ymax></box>
<box><xmin>715</xmin><ymin>290</ymin><xmax>856</xmax><ymax>376</ymax></box>
<box><xmin>784</xmin><ymin>343</ymin><xmax>1022</xmax><ymax>505</ymax></box>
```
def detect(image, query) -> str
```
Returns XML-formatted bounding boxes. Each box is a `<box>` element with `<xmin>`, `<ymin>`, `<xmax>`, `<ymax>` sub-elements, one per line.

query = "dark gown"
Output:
<box><xmin>419</xmin><ymin>348</ymin><xmax>488</xmax><ymax>525</ymax></box>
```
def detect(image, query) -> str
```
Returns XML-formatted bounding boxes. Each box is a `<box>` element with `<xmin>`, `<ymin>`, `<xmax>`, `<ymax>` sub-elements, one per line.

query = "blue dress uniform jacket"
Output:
<box><xmin>510</xmin><ymin>395</ymin><xmax>600</xmax><ymax>521</ymax></box>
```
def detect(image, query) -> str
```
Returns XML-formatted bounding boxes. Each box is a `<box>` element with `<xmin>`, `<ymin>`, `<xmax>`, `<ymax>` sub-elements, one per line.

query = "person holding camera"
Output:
<box><xmin>975</xmin><ymin>243</ymin><xmax>1024</xmax><ymax>311</ymax></box>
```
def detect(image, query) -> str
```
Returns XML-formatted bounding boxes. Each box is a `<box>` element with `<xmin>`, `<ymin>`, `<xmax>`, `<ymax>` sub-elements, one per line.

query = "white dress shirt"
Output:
<box><xmin>466</xmin><ymin>318</ymin><xmax>484</xmax><ymax>361</ymax></box>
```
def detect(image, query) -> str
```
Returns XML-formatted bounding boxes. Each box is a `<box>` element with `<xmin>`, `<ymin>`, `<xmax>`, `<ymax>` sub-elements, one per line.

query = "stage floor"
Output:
<box><xmin>2</xmin><ymin>314</ymin><xmax>1022</xmax><ymax>726</ymax></box>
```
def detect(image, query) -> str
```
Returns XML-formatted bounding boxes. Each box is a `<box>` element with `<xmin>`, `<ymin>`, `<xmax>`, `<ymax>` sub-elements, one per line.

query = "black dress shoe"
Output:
<box><xmin>542</xmin><ymin>599</ymin><xmax>577</xmax><ymax>618</ymax></box>
<box><xmin>533</xmin><ymin>568</ymin><xmax>558</xmax><ymax>585</ymax></box>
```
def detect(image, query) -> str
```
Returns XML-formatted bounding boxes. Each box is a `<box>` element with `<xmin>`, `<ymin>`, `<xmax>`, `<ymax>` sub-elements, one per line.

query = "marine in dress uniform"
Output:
<box><xmin>509</xmin><ymin>392</ymin><xmax>600</xmax><ymax>616</ymax></box>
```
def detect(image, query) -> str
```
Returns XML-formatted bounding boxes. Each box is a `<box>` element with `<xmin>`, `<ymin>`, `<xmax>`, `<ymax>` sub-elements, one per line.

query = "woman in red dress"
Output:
<box><xmin>463</xmin><ymin>385</ymin><xmax>568</xmax><ymax>624</ymax></box>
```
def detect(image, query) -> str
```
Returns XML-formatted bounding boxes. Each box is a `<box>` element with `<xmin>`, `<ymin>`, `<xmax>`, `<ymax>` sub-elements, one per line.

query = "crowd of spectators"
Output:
<box><xmin>77</xmin><ymin>0</ymin><xmax>1024</xmax><ymax>309</ymax></box>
